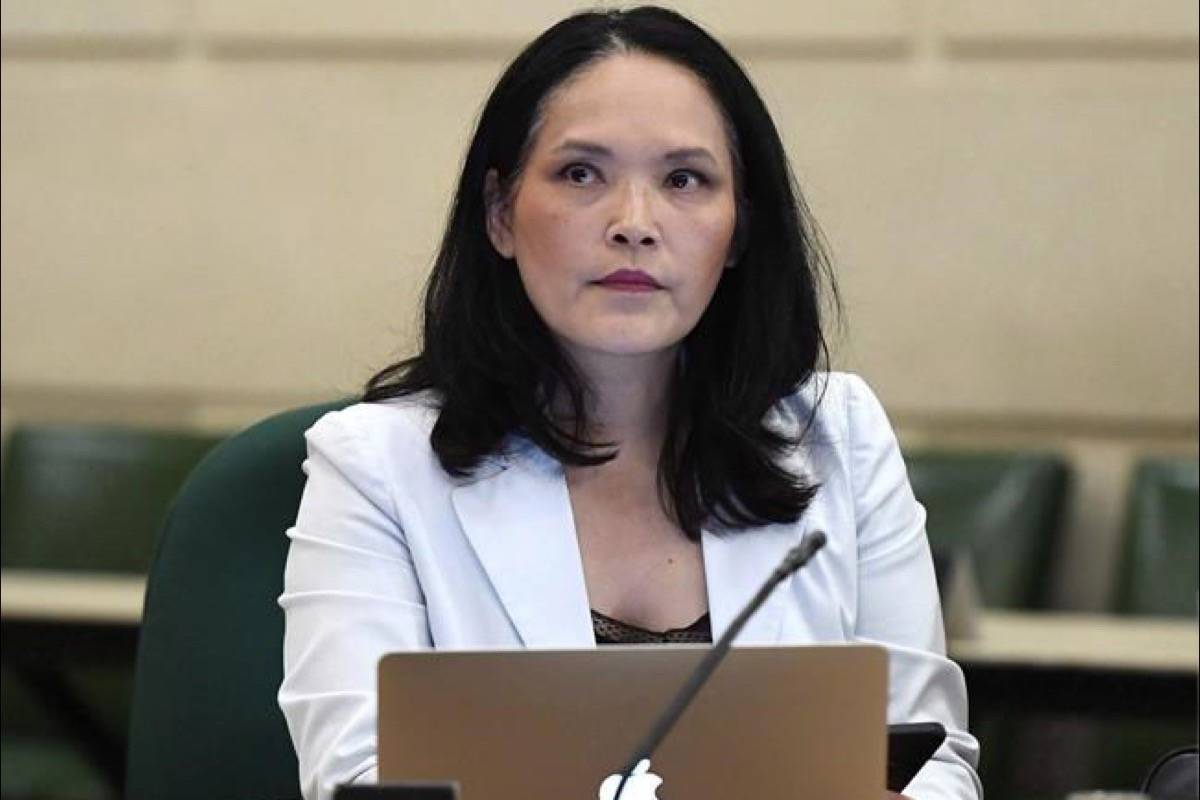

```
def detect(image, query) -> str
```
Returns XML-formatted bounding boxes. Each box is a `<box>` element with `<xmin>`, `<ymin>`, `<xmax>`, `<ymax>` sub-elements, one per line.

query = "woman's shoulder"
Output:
<box><xmin>303</xmin><ymin>391</ymin><xmax>443</xmax><ymax>471</ymax></box>
<box><xmin>774</xmin><ymin>371</ymin><xmax>891</xmax><ymax>441</ymax></box>
<box><xmin>775</xmin><ymin>372</ymin><xmax>907</xmax><ymax>505</ymax></box>
<box><xmin>308</xmin><ymin>391</ymin><xmax>438</xmax><ymax>436</ymax></box>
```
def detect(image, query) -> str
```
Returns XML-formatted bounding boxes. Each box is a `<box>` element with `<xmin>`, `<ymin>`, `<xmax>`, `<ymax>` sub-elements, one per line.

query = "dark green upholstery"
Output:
<box><xmin>0</xmin><ymin>737</ymin><xmax>113</xmax><ymax>800</ymax></box>
<box><xmin>904</xmin><ymin>451</ymin><xmax>1072</xmax><ymax>798</ymax></box>
<box><xmin>1</xmin><ymin>425</ymin><xmax>221</xmax><ymax>800</ymax></box>
<box><xmin>126</xmin><ymin>401</ymin><xmax>347</xmax><ymax>800</ymax></box>
<box><xmin>1</xmin><ymin>425</ymin><xmax>221</xmax><ymax>574</ymax></box>
<box><xmin>1086</xmin><ymin>458</ymin><xmax>1199</xmax><ymax>800</ymax></box>
<box><xmin>904</xmin><ymin>451</ymin><xmax>1073</xmax><ymax>800</ymax></box>
<box><xmin>1114</xmin><ymin>457</ymin><xmax>1199</xmax><ymax>617</ymax></box>
<box><xmin>905</xmin><ymin>450</ymin><xmax>1071</xmax><ymax>610</ymax></box>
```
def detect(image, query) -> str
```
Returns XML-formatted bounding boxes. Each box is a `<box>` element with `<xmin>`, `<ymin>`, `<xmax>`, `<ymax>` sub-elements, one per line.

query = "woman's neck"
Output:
<box><xmin>563</xmin><ymin>345</ymin><xmax>677</xmax><ymax>450</ymax></box>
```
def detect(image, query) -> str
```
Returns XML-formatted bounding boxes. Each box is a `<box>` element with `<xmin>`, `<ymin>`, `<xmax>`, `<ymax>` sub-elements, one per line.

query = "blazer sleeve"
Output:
<box><xmin>843</xmin><ymin>374</ymin><xmax>983</xmax><ymax>800</ymax></box>
<box><xmin>278</xmin><ymin>410</ymin><xmax>432</xmax><ymax>800</ymax></box>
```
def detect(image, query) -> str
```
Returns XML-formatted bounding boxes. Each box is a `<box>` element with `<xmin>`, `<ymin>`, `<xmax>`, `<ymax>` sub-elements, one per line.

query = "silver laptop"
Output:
<box><xmin>378</xmin><ymin>644</ymin><xmax>887</xmax><ymax>799</ymax></box>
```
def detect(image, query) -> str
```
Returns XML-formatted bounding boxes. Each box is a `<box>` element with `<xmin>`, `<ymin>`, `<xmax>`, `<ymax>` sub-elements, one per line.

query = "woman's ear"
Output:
<box><xmin>484</xmin><ymin>169</ymin><xmax>515</xmax><ymax>259</ymax></box>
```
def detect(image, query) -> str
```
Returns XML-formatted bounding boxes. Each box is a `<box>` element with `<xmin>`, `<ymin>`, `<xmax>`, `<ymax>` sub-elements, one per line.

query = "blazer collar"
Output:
<box><xmin>451</xmin><ymin>443</ymin><xmax>805</xmax><ymax>648</ymax></box>
<box><xmin>450</xmin><ymin>448</ymin><xmax>595</xmax><ymax>647</ymax></box>
<box><xmin>701</xmin><ymin>522</ymin><xmax>805</xmax><ymax>646</ymax></box>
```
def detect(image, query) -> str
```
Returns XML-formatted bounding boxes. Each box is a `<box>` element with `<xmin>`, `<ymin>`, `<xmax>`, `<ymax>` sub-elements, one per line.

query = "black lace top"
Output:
<box><xmin>591</xmin><ymin>609</ymin><xmax>713</xmax><ymax>645</ymax></box>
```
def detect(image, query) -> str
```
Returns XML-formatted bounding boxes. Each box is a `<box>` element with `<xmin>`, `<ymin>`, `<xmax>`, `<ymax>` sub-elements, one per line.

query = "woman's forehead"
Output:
<box><xmin>530</xmin><ymin>53</ymin><xmax>732</xmax><ymax>162</ymax></box>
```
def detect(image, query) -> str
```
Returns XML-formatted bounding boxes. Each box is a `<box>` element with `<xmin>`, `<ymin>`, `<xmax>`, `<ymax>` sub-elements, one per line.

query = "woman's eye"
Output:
<box><xmin>561</xmin><ymin>163</ymin><xmax>600</xmax><ymax>185</ymax></box>
<box><xmin>666</xmin><ymin>170</ymin><xmax>706</xmax><ymax>191</ymax></box>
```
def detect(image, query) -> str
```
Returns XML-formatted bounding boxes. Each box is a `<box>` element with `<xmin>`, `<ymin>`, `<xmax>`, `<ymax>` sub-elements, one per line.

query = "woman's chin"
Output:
<box><xmin>558</xmin><ymin>332</ymin><xmax>685</xmax><ymax>364</ymax></box>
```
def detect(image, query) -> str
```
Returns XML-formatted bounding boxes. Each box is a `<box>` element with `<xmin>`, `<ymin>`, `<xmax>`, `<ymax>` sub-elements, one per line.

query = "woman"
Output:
<box><xmin>279</xmin><ymin>7</ymin><xmax>981</xmax><ymax>800</ymax></box>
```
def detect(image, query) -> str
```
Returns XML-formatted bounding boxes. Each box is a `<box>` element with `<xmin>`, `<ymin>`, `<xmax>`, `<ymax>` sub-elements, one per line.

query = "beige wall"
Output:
<box><xmin>2</xmin><ymin>0</ymin><xmax>1197</xmax><ymax>608</ymax></box>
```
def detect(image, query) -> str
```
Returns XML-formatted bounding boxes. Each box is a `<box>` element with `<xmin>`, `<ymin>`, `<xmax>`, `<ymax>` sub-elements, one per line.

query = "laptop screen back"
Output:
<box><xmin>378</xmin><ymin>644</ymin><xmax>886</xmax><ymax>799</ymax></box>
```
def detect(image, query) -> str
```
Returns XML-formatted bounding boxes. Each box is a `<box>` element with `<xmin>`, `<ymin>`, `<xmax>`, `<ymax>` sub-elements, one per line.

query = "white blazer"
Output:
<box><xmin>279</xmin><ymin>372</ymin><xmax>982</xmax><ymax>800</ymax></box>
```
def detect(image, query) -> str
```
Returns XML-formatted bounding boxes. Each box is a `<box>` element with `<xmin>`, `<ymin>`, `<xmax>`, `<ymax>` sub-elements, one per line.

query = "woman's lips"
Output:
<box><xmin>594</xmin><ymin>269</ymin><xmax>663</xmax><ymax>292</ymax></box>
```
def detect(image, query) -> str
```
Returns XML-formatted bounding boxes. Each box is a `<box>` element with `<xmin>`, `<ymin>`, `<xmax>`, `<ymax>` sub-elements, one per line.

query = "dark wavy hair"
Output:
<box><xmin>365</xmin><ymin>5</ymin><xmax>837</xmax><ymax>539</ymax></box>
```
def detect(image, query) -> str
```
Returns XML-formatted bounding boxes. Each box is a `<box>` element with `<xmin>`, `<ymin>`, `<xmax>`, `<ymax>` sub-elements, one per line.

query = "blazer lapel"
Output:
<box><xmin>450</xmin><ymin>452</ymin><xmax>594</xmax><ymax>648</ymax></box>
<box><xmin>702</xmin><ymin>520</ymin><xmax>809</xmax><ymax>645</ymax></box>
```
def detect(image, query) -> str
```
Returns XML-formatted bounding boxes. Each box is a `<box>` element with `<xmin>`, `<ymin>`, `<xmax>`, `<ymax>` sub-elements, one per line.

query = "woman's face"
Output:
<box><xmin>486</xmin><ymin>52</ymin><xmax>738</xmax><ymax>368</ymax></box>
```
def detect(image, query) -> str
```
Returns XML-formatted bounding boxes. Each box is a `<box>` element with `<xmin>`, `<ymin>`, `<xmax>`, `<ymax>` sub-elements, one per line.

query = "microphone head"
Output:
<box><xmin>781</xmin><ymin>530</ymin><xmax>827</xmax><ymax>575</ymax></box>
<box><xmin>804</xmin><ymin>529</ymin><xmax>828</xmax><ymax>553</ymax></box>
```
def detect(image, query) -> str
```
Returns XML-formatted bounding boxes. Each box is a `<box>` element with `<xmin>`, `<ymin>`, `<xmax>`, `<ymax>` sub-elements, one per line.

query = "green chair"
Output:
<box><xmin>904</xmin><ymin>450</ymin><xmax>1071</xmax><ymax>610</ymax></box>
<box><xmin>2</xmin><ymin>425</ymin><xmax>221</xmax><ymax>574</ymax></box>
<box><xmin>1113</xmin><ymin>457</ymin><xmax>1199</xmax><ymax>617</ymax></box>
<box><xmin>1087</xmin><ymin>457</ymin><xmax>1199</xmax><ymax>794</ymax></box>
<box><xmin>904</xmin><ymin>450</ymin><xmax>1071</xmax><ymax>800</ymax></box>
<box><xmin>1</xmin><ymin>425</ymin><xmax>222</xmax><ymax>800</ymax></box>
<box><xmin>126</xmin><ymin>401</ymin><xmax>347</xmax><ymax>800</ymax></box>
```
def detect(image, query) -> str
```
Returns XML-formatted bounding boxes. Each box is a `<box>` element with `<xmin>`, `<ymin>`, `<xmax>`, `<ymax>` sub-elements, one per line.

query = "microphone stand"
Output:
<box><xmin>611</xmin><ymin>530</ymin><xmax>827</xmax><ymax>799</ymax></box>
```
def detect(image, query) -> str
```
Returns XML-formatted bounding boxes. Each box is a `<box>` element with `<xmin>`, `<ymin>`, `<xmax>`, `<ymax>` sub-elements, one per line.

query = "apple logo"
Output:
<box><xmin>598</xmin><ymin>758</ymin><xmax>663</xmax><ymax>800</ymax></box>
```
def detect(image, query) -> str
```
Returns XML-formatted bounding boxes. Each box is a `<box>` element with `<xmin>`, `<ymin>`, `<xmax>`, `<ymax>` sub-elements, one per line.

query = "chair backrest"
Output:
<box><xmin>1114</xmin><ymin>457</ymin><xmax>1199</xmax><ymax>616</ymax></box>
<box><xmin>904</xmin><ymin>450</ymin><xmax>1071</xmax><ymax>610</ymax></box>
<box><xmin>2</xmin><ymin>425</ymin><xmax>221</xmax><ymax>573</ymax></box>
<box><xmin>1</xmin><ymin>424</ymin><xmax>221</xmax><ymax>752</ymax></box>
<box><xmin>126</xmin><ymin>401</ymin><xmax>347</xmax><ymax>800</ymax></box>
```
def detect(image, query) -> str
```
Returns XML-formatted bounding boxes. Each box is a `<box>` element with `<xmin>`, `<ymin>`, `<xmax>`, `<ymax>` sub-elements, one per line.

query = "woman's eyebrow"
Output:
<box><xmin>552</xmin><ymin>139</ymin><xmax>720</xmax><ymax>167</ymax></box>
<box><xmin>552</xmin><ymin>139</ymin><xmax>613</xmax><ymax>157</ymax></box>
<box><xmin>662</xmin><ymin>147</ymin><xmax>719</xmax><ymax>166</ymax></box>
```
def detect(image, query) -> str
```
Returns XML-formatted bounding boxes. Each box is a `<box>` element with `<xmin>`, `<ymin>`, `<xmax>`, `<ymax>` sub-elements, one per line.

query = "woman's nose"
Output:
<box><xmin>607</xmin><ymin>184</ymin><xmax>658</xmax><ymax>248</ymax></box>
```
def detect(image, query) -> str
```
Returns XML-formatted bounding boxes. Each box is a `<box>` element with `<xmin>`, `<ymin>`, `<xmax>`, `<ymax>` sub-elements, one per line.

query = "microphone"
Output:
<box><xmin>611</xmin><ymin>529</ymin><xmax>828</xmax><ymax>799</ymax></box>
